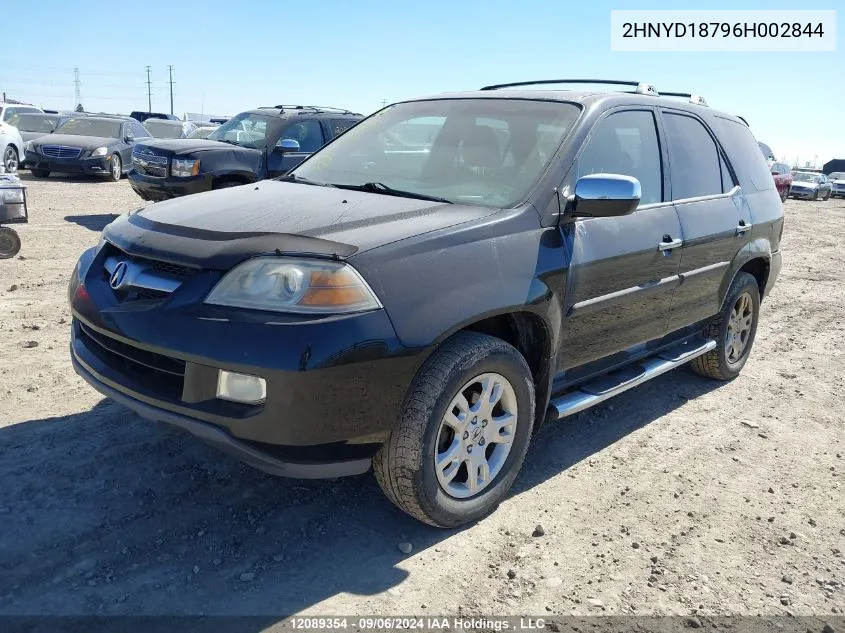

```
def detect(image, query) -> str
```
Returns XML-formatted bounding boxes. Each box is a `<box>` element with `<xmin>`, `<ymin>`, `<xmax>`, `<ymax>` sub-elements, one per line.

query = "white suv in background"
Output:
<box><xmin>829</xmin><ymin>172</ymin><xmax>845</xmax><ymax>198</ymax></box>
<box><xmin>0</xmin><ymin>103</ymin><xmax>43</xmax><ymax>173</ymax></box>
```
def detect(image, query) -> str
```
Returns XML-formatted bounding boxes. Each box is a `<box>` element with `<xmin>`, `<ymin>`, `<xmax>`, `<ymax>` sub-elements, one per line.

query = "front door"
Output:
<box><xmin>266</xmin><ymin>119</ymin><xmax>326</xmax><ymax>178</ymax></box>
<box><xmin>659</xmin><ymin>109</ymin><xmax>752</xmax><ymax>332</ymax></box>
<box><xmin>558</xmin><ymin>108</ymin><xmax>683</xmax><ymax>371</ymax></box>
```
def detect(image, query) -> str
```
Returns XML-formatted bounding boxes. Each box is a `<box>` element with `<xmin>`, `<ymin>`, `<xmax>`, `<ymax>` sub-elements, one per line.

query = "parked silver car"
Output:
<box><xmin>789</xmin><ymin>171</ymin><xmax>831</xmax><ymax>200</ymax></box>
<box><xmin>828</xmin><ymin>171</ymin><xmax>845</xmax><ymax>198</ymax></box>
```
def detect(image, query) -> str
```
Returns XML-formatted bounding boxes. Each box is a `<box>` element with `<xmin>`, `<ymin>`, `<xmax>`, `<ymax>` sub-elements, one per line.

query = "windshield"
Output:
<box><xmin>793</xmin><ymin>172</ymin><xmax>820</xmax><ymax>183</ymax></box>
<box><xmin>144</xmin><ymin>120</ymin><xmax>184</xmax><ymax>138</ymax></box>
<box><xmin>56</xmin><ymin>118</ymin><xmax>122</xmax><ymax>138</ymax></box>
<box><xmin>207</xmin><ymin>112</ymin><xmax>274</xmax><ymax>148</ymax></box>
<box><xmin>829</xmin><ymin>172</ymin><xmax>845</xmax><ymax>180</ymax></box>
<box><xmin>189</xmin><ymin>127</ymin><xmax>215</xmax><ymax>139</ymax></box>
<box><xmin>292</xmin><ymin>99</ymin><xmax>581</xmax><ymax>208</ymax></box>
<box><xmin>8</xmin><ymin>113</ymin><xmax>59</xmax><ymax>133</ymax></box>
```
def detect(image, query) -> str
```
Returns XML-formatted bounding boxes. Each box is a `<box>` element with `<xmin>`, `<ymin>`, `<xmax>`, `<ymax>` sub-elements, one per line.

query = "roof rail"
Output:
<box><xmin>661</xmin><ymin>92</ymin><xmax>709</xmax><ymax>107</ymax></box>
<box><xmin>479</xmin><ymin>79</ymin><xmax>660</xmax><ymax>96</ymax></box>
<box><xmin>257</xmin><ymin>104</ymin><xmax>361</xmax><ymax>115</ymax></box>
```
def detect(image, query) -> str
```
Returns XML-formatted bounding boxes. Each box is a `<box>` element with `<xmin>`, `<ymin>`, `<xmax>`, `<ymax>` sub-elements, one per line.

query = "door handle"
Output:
<box><xmin>658</xmin><ymin>237</ymin><xmax>683</xmax><ymax>252</ymax></box>
<box><xmin>736</xmin><ymin>222</ymin><xmax>753</xmax><ymax>235</ymax></box>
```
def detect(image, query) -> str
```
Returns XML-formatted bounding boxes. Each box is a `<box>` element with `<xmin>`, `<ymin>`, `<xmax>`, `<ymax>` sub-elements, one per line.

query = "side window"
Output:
<box><xmin>662</xmin><ymin>113</ymin><xmax>723</xmax><ymax>200</ymax></box>
<box><xmin>721</xmin><ymin>157</ymin><xmax>735</xmax><ymax>192</ymax></box>
<box><xmin>278</xmin><ymin>120</ymin><xmax>324</xmax><ymax>153</ymax></box>
<box><xmin>2</xmin><ymin>107</ymin><xmax>19</xmax><ymax>121</ymax></box>
<box><xmin>122</xmin><ymin>123</ymin><xmax>134</xmax><ymax>140</ymax></box>
<box><xmin>329</xmin><ymin>119</ymin><xmax>358</xmax><ymax>139</ymax></box>
<box><xmin>576</xmin><ymin>110</ymin><xmax>662</xmax><ymax>205</ymax></box>
<box><xmin>712</xmin><ymin>117</ymin><xmax>775</xmax><ymax>192</ymax></box>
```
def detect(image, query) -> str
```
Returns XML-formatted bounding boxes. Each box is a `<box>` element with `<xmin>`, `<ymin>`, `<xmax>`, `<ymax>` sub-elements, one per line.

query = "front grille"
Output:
<box><xmin>102</xmin><ymin>244</ymin><xmax>199</xmax><ymax>303</ymax></box>
<box><xmin>41</xmin><ymin>145</ymin><xmax>81</xmax><ymax>159</ymax></box>
<box><xmin>78</xmin><ymin>322</ymin><xmax>185</xmax><ymax>400</ymax></box>
<box><xmin>132</xmin><ymin>153</ymin><xmax>168</xmax><ymax>178</ymax></box>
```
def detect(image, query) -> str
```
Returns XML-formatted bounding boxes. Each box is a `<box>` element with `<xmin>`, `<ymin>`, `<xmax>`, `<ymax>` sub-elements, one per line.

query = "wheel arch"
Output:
<box><xmin>450</xmin><ymin>310</ymin><xmax>555</xmax><ymax>435</ymax></box>
<box><xmin>720</xmin><ymin>242</ymin><xmax>772</xmax><ymax>310</ymax></box>
<box><xmin>212</xmin><ymin>172</ymin><xmax>256</xmax><ymax>188</ymax></box>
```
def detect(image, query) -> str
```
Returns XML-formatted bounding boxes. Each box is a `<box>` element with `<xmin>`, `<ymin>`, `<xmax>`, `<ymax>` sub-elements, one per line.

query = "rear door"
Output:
<box><xmin>558</xmin><ymin>108</ymin><xmax>684</xmax><ymax>370</ymax></box>
<box><xmin>661</xmin><ymin>109</ymin><xmax>751</xmax><ymax>332</ymax></box>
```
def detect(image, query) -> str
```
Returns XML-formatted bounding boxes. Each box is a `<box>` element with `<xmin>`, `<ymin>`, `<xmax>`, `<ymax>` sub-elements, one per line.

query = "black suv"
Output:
<box><xmin>128</xmin><ymin>105</ymin><xmax>362</xmax><ymax>201</ymax></box>
<box><xmin>70</xmin><ymin>80</ymin><xmax>783</xmax><ymax>527</ymax></box>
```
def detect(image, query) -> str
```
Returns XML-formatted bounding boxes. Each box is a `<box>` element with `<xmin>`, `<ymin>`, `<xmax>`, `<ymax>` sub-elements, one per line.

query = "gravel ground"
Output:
<box><xmin>0</xmin><ymin>174</ymin><xmax>842</xmax><ymax>620</ymax></box>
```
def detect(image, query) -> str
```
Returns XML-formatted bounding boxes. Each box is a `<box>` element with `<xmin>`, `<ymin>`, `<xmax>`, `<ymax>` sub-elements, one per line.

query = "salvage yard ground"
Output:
<box><xmin>0</xmin><ymin>174</ymin><xmax>842</xmax><ymax>618</ymax></box>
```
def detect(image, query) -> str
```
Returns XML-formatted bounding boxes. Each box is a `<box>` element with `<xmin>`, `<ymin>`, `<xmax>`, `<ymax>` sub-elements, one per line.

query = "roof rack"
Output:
<box><xmin>480</xmin><ymin>79</ymin><xmax>659</xmax><ymax>96</ymax></box>
<box><xmin>258</xmin><ymin>104</ymin><xmax>361</xmax><ymax>115</ymax></box>
<box><xmin>661</xmin><ymin>92</ymin><xmax>708</xmax><ymax>107</ymax></box>
<box><xmin>479</xmin><ymin>79</ymin><xmax>710</xmax><ymax>107</ymax></box>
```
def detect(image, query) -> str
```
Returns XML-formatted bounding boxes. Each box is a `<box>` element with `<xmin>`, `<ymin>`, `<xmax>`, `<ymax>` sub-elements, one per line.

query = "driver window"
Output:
<box><xmin>277</xmin><ymin>120</ymin><xmax>324</xmax><ymax>153</ymax></box>
<box><xmin>576</xmin><ymin>110</ymin><xmax>663</xmax><ymax>205</ymax></box>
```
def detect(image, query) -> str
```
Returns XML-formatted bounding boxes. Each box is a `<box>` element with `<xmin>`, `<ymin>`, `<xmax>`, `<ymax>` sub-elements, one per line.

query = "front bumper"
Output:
<box><xmin>24</xmin><ymin>150</ymin><xmax>110</xmax><ymax>175</ymax></box>
<box><xmin>69</xmin><ymin>244</ymin><xmax>425</xmax><ymax>477</ymax></box>
<box><xmin>129</xmin><ymin>171</ymin><xmax>212</xmax><ymax>201</ymax></box>
<box><xmin>789</xmin><ymin>187</ymin><xmax>817</xmax><ymax>199</ymax></box>
<box><xmin>831</xmin><ymin>184</ymin><xmax>845</xmax><ymax>196</ymax></box>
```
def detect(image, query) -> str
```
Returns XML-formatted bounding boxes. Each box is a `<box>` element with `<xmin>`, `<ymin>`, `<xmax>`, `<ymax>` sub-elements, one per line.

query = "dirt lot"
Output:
<box><xmin>0</xmin><ymin>174</ymin><xmax>842</xmax><ymax>620</ymax></box>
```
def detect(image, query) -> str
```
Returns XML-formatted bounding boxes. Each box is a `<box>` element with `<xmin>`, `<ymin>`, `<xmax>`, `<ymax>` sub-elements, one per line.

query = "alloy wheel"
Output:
<box><xmin>434</xmin><ymin>372</ymin><xmax>518</xmax><ymax>499</ymax></box>
<box><xmin>725</xmin><ymin>292</ymin><xmax>754</xmax><ymax>365</ymax></box>
<box><xmin>4</xmin><ymin>147</ymin><xmax>18</xmax><ymax>173</ymax></box>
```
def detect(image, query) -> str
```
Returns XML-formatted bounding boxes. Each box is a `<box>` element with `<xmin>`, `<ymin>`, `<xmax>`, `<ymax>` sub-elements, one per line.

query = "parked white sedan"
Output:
<box><xmin>0</xmin><ymin>121</ymin><xmax>24</xmax><ymax>173</ymax></box>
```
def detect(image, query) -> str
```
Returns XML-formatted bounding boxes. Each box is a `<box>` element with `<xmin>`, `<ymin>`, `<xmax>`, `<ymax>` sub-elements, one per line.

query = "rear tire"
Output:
<box><xmin>30</xmin><ymin>169</ymin><xmax>50</xmax><ymax>178</ymax></box>
<box><xmin>690</xmin><ymin>272</ymin><xmax>760</xmax><ymax>381</ymax></box>
<box><xmin>779</xmin><ymin>187</ymin><xmax>788</xmax><ymax>202</ymax></box>
<box><xmin>823</xmin><ymin>191</ymin><xmax>830</xmax><ymax>201</ymax></box>
<box><xmin>374</xmin><ymin>332</ymin><xmax>535</xmax><ymax>527</ymax></box>
<box><xmin>0</xmin><ymin>227</ymin><xmax>22</xmax><ymax>259</ymax></box>
<box><xmin>812</xmin><ymin>190</ymin><xmax>819</xmax><ymax>201</ymax></box>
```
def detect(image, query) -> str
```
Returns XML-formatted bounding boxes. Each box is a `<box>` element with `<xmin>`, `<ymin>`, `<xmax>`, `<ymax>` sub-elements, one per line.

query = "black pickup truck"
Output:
<box><xmin>128</xmin><ymin>105</ymin><xmax>362</xmax><ymax>201</ymax></box>
<box><xmin>71</xmin><ymin>80</ymin><xmax>783</xmax><ymax>527</ymax></box>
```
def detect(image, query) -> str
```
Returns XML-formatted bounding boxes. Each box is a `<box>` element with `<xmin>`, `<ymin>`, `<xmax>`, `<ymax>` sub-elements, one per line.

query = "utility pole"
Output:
<box><xmin>168</xmin><ymin>65</ymin><xmax>175</xmax><ymax>116</ymax></box>
<box><xmin>145</xmin><ymin>66</ymin><xmax>152</xmax><ymax>112</ymax></box>
<box><xmin>73</xmin><ymin>67</ymin><xmax>81</xmax><ymax>109</ymax></box>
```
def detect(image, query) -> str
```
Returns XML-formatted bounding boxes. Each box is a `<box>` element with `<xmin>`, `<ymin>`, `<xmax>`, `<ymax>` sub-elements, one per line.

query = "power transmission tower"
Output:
<box><xmin>73</xmin><ymin>67</ymin><xmax>81</xmax><ymax>109</ymax></box>
<box><xmin>145</xmin><ymin>66</ymin><xmax>152</xmax><ymax>112</ymax></box>
<box><xmin>168</xmin><ymin>65</ymin><xmax>175</xmax><ymax>115</ymax></box>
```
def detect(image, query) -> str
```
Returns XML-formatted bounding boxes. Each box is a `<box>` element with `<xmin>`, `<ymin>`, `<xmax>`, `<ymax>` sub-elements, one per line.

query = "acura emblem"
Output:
<box><xmin>109</xmin><ymin>261</ymin><xmax>129</xmax><ymax>290</ymax></box>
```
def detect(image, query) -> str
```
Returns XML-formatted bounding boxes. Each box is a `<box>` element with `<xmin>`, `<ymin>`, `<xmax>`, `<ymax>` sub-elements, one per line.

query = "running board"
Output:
<box><xmin>547</xmin><ymin>338</ymin><xmax>717</xmax><ymax>420</ymax></box>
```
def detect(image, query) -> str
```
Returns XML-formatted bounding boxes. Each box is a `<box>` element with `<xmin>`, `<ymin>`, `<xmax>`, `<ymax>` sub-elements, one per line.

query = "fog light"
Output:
<box><xmin>216</xmin><ymin>370</ymin><xmax>266</xmax><ymax>404</ymax></box>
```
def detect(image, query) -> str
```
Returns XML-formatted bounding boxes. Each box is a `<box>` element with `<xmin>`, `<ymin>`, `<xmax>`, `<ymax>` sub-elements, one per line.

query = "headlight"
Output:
<box><xmin>205</xmin><ymin>257</ymin><xmax>382</xmax><ymax>314</ymax></box>
<box><xmin>91</xmin><ymin>147</ymin><xmax>108</xmax><ymax>157</ymax></box>
<box><xmin>24</xmin><ymin>141</ymin><xmax>34</xmax><ymax>152</ymax></box>
<box><xmin>171</xmin><ymin>158</ymin><xmax>200</xmax><ymax>177</ymax></box>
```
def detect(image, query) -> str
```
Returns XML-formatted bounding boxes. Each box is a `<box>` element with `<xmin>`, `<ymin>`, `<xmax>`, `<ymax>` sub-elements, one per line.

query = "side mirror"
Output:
<box><xmin>124</xmin><ymin>136</ymin><xmax>134</xmax><ymax>144</ymax></box>
<box><xmin>570</xmin><ymin>174</ymin><xmax>641</xmax><ymax>218</ymax></box>
<box><xmin>276</xmin><ymin>138</ymin><xmax>300</xmax><ymax>153</ymax></box>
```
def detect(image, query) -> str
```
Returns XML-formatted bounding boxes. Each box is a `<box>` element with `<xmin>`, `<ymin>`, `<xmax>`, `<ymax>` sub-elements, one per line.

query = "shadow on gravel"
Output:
<box><xmin>64</xmin><ymin>214</ymin><xmax>119</xmax><ymax>231</ymax></box>
<box><xmin>16</xmin><ymin>172</ymin><xmax>121</xmax><ymax>184</ymax></box>
<box><xmin>0</xmin><ymin>368</ymin><xmax>723</xmax><ymax>624</ymax></box>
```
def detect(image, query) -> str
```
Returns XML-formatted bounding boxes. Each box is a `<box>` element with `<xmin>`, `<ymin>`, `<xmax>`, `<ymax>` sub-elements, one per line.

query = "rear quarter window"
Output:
<box><xmin>712</xmin><ymin>116</ymin><xmax>774</xmax><ymax>192</ymax></box>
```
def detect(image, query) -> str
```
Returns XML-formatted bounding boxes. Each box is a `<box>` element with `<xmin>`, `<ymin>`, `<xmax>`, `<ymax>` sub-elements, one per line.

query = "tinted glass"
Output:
<box><xmin>293</xmin><ymin>99</ymin><xmax>581</xmax><ymax>208</ymax></box>
<box><xmin>208</xmin><ymin>112</ymin><xmax>274</xmax><ymax>148</ymax></box>
<box><xmin>7</xmin><ymin>114</ymin><xmax>58</xmax><ymax>133</ymax></box>
<box><xmin>712</xmin><ymin>117</ymin><xmax>775</xmax><ymax>192</ymax></box>
<box><xmin>662</xmin><ymin>113</ymin><xmax>723</xmax><ymax>200</ymax></box>
<box><xmin>55</xmin><ymin>118</ymin><xmax>122</xmax><ymax>138</ymax></box>
<box><xmin>793</xmin><ymin>172</ymin><xmax>820</xmax><ymax>183</ymax></box>
<box><xmin>133</xmin><ymin>123</ymin><xmax>151</xmax><ymax>138</ymax></box>
<box><xmin>721</xmin><ymin>157</ymin><xmax>735</xmax><ymax>192</ymax></box>
<box><xmin>329</xmin><ymin>119</ymin><xmax>359</xmax><ymax>138</ymax></box>
<box><xmin>278</xmin><ymin>120</ymin><xmax>324</xmax><ymax>153</ymax></box>
<box><xmin>576</xmin><ymin>110</ymin><xmax>662</xmax><ymax>205</ymax></box>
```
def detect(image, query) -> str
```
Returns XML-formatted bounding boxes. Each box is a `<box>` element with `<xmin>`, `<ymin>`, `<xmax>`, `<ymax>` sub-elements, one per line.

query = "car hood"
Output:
<box><xmin>103</xmin><ymin>180</ymin><xmax>497</xmax><ymax>269</ymax></box>
<box><xmin>33</xmin><ymin>133</ymin><xmax>119</xmax><ymax>149</ymax></box>
<box><xmin>20</xmin><ymin>130</ymin><xmax>52</xmax><ymax>142</ymax></box>
<box><xmin>134</xmin><ymin>138</ymin><xmax>256</xmax><ymax>156</ymax></box>
<box><xmin>792</xmin><ymin>180</ymin><xmax>819</xmax><ymax>187</ymax></box>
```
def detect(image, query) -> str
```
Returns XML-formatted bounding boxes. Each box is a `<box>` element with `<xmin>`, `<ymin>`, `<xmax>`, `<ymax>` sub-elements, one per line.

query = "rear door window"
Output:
<box><xmin>328</xmin><ymin>119</ymin><xmax>358</xmax><ymax>139</ymax></box>
<box><xmin>662</xmin><ymin>112</ymin><xmax>724</xmax><ymax>200</ymax></box>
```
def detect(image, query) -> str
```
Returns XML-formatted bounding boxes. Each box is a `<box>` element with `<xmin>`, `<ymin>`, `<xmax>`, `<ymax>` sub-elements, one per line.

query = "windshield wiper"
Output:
<box><xmin>332</xmin><ymin>182</ymin><xmax>452</xmax><ymax>204</ymax></box>
<box><xmin>278</xmin><ymin>174</ymin><xmax>335</xmax><ymax>187</ymax></box>
<box><xmin>212</xmin><ymin>138</ymin><xmax>241</xmax><ymax>147</ymax></box>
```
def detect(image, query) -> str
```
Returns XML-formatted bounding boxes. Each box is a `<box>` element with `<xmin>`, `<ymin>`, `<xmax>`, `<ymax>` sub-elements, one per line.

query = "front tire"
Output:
<box><xmin>374</xmin><ymin>332</ymin><xmax>535</xmax><ymax>527</ymax></box>
<box><xmin>822</xmin><ymin>190</ymin><xmax>830</xmax><ymax>201</ymax></box>
<box><xmin>107</xmin><ymin>154</ymin><xmax>122</xmax><ymax>182</ymax></box>
<box><xmin>3</xmin><ymin>145</ymin><xmax>19</xmax><ymax>173</ymax></box>
<box><xmin>690</xmin><ymin>272</ymin><xmax>760</xmax><ymax>381</ymax></box>
<box><xmin>779</xmin><ymin>187</ymin><xmax>788</xmax><ymax>202</ymax></box>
